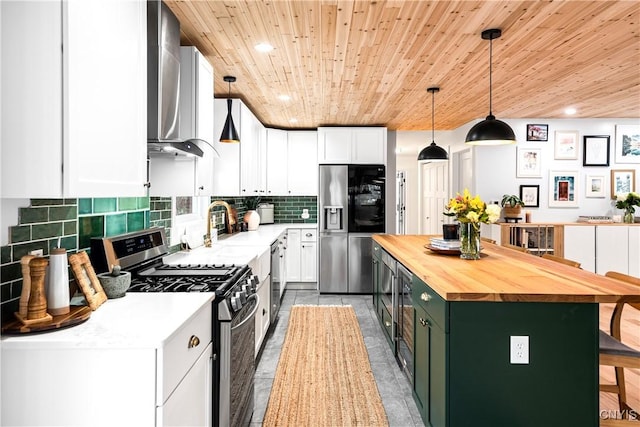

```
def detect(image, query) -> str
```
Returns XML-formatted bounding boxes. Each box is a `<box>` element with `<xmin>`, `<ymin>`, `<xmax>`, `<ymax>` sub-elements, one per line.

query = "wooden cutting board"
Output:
<box><xmin>2</xmin><ymin>305</ymin><xmax>92</xmax><ymax>334</ymax></box>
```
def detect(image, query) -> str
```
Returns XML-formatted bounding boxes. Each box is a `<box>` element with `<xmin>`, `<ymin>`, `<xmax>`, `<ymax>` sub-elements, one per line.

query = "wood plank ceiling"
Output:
<box><xmin>166</xmin><ymin>0</ymin><xmax>640</xmax><ymax>131</ymax></box>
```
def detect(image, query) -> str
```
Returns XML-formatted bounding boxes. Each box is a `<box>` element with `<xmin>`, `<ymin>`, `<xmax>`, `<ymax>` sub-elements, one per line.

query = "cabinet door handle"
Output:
<box><xmin>420</xmin><ymin>292</ymin><xmax>431</xmax><ymax>302</ymax></box>
<box><xmin>188</xmin><ymin>335</ymin><xmax>200</xmax><ymax>348</ymax></box>
<box><xmin>419</xmin><ymin>318</ymin><xmax>430</xmax><ymax>327</ymax></box>
<box><xmin>384</xmin><ymin>320</ymin><xmax>392</xmax><ymax>328</ymax></box>
<box><xmin>305</xmin><ymin>233</ymin><xmax>312</xmax><ymax>237</ymax></box>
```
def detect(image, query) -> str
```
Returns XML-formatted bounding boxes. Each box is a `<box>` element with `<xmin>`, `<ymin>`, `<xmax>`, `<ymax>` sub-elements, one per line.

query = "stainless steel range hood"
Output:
<box><xmin>147</xmin><ymin>0</ymin><xmax>204</xmax><ymax>157</ymax></box>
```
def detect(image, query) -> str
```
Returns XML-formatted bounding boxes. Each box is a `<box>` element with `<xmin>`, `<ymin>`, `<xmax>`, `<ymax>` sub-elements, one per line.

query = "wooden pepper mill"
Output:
<box><xmin>15</xmin><ymin>257</ymin><xmax>52</xmax><ymax>325</ymax></box>
<box><xmin>18</xmin><ymin>255</ymin><xmax>36</xmax><ymax>318</ymax></box>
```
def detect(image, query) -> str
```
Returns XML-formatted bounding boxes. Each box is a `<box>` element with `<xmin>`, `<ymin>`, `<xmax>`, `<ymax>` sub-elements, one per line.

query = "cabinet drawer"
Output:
<box><xmin>412</xmin><ymin>277</ymin><xmax>446</xmax><ymax>331</ymax></box>
<box><xmin>157</xmin><ymin>303</ymin><xmax>212</xmax><ymax>404</ymax></box>
<box><xmin>301</xmin><ymin>229</ymin><xmax>317</xmax><ymax>242</ymax></box>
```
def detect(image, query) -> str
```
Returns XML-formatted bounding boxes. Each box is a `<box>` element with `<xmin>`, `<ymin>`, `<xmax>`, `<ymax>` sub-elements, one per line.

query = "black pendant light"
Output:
<box><xmin>220</xmin><ymin>75</ymin><xmax>240</xmax><ymax>143</ymax></box>
<box><xmin>418</xmin><ymin>87</ymin><xmax>448</xmax><ymax>163</ymax></box>
<box><xmin>465</xmin><ymin>29</ymin><xmax>516</xmax><ymax>146</ymax></box>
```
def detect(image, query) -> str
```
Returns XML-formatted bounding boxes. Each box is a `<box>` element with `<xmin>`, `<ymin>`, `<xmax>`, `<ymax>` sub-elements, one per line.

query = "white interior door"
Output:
<box><xmin>419</xmin><ymin>162</ymin><xmax>448</xmax><ymax>234</ymax></box>
<box><xmin>452</xmin><ymin>148</ymin><xmax>473</xmax><ymax>195</ymax></box>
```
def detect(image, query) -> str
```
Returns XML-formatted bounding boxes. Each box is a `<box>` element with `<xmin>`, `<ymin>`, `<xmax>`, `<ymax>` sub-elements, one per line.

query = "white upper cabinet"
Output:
<box><xmin>266</xmin><ymin>129</ymin><xmax>289</xmax><ymax>196</ymax></box>
<box><xmin>266</xmin><ymin>129</ymin><xmax>318</xmax><ymax>196</ymax></box>
<box><xmin>318</xmin><ymin>127</ymin><xmax>386</xmax><ymax>165</ymax></box>
<box><xmin>212</xmin><ymin>98</ymin><xmax>241</xmax><ymax>196</ymax></box>
<box><xmin>287</xmin><ymin>131</ymin><xmax>318</xmax><ymax>195</ymax></box>
<box><xmin>149</xmin><ymin>47</ymin><xmax>215</xmax><ymax>197</ymax></box>
<box><xmin>212</xmin><ymin>98</ymin><xmax>265</xmax><ymax>197</ymax></box>
<box><xmin>240</xmin><ymin>104</ymin><xmax>267</xmax><ymax>196</ymax></box>
<box><xmin>1</xmin><ymin>0</ymin><xmax>147</xmax><ymax>198</ymax></box>
<box><xmin>182</xmin><ymin>47</ymin><xmax>215</xmax><ymax>196</ymax></box>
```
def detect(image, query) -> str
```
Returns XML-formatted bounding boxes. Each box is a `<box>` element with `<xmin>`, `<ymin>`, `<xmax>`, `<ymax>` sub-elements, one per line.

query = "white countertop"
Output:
<box><xmin>167</xmin><ymin>223</ymin><xmax>316</xmax><ymax>263</ymax></box>
<box><xmin>217</xmin><ymin>223</ymin><xmax>317</xmax><ymax>246</ymax></box>
<box><xmin>1</xmin><ymin>293</ymin><xmax>214</xmax><ymax>350</ymax></box>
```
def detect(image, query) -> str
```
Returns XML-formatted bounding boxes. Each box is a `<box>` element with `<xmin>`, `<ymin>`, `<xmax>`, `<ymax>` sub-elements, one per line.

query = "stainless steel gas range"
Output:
<box><xmin>90</xmin><ymin>228</ymin><xmax>258</xmax><ymax>427</ymax></box>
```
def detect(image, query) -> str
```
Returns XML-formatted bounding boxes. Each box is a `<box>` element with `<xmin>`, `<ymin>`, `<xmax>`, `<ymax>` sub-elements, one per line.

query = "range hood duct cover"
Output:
<box><xmin>147</xmin><ymin>0</ymin><xmax>203</xmax><ymax>157</ymax></box>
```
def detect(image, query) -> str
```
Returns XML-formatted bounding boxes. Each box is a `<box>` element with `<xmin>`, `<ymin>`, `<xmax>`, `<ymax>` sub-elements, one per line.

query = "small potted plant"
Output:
<box><xmin>501</xmin><ymin>194</ymin><xmax>525</xmax><ymax>219</ymax></box>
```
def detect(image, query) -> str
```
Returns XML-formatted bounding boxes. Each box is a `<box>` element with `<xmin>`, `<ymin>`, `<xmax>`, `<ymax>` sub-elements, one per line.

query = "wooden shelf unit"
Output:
<box><xmin>499</xmin><ymin>223</ymin><xmax>564</xmax><ymax>257</ymax></box>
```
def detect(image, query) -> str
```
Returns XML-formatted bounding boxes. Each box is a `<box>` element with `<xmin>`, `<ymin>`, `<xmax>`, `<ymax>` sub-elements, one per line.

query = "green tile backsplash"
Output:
<box><xmin>0</xmin><ymin>194</ymin><xmax>314</xmax><ymax>322</ymax></box>
<box><xmin>1</xmin><ymin>196</ymin><xmax>155</xmax><ymax>322</ymax></box>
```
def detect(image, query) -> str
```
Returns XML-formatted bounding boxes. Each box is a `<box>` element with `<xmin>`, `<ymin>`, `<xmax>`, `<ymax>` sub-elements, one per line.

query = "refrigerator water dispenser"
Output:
<box><xmin>323</xmin><ymin>206</ymin><xmax>344</xmax><ymax>231</ymax></box>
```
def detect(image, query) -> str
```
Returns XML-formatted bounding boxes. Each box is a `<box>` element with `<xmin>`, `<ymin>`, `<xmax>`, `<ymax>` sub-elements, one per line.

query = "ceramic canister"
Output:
<box><xmin>47</xmin><ymin>248</ymin><xmax>70</xmax><ymax>315</ymax></box>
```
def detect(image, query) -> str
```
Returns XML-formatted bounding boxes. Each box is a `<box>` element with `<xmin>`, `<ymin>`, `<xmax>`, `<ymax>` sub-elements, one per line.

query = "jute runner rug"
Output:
<box><xmin>262</xmin><ymin>305</ymin><xmax>389</xmax><ymax>427</ymax></box>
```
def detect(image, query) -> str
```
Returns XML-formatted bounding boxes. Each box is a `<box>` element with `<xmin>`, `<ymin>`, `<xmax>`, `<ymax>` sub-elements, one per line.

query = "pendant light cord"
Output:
<box><xmin>431</xmin><ymin>90</ymin><xmax>436</xmax><ymax>143</ymax></box>
<box><xmin>488</xmin><ymin>36</ymin><xmax>493</xmax><ymax>117</ymax></box>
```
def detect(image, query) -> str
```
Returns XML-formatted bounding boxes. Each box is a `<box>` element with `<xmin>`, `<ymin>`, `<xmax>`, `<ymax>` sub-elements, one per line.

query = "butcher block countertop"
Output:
<box><xmin>373</xmin><ymin>234</ymin><xmax>640</xmax><ymax>304</ymax></box>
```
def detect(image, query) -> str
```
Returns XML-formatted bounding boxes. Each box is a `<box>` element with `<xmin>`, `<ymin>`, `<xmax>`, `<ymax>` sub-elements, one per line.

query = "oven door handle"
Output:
<box><xmin>231</xmin><ymin>294</ymin><xmax>260</xmax><ymax>331</ymax></box>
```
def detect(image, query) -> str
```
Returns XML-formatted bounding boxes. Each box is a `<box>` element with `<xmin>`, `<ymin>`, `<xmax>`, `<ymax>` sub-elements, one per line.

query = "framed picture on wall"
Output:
<box><xmin>554</xmin><ymin>131</ymin><xmax>579</xmax><ymax>160</ymax></box>
<box><xmin>519</xmin><ymin>184</ymin><xmax>540</xmax><ymax>207</ymax></box>
<box><xmin>610</xmin><ymin>169</ymin><xmax>636</xmax><ymax>199</ymax></box>
<box><xmin>615</xmin><ymin>125</ymin><xmax>640</xmax><ymax>164</ymax></box>
<box><xmin>585</xmin><ymin>175</ymin><xmax>606</xmax><ymax>198</ymax></box>
<box><xmin>516</xmin><ymin>147</ymin><xmax>542</xmax><ymax>177</ymax></box>
<box><xmin>526</xmin><ymin>124</ymin><xmax>548</xmax><ymax>141</ymax></box>
<box><xmin>582</xmin><ymin>135</ymin><xmax>610</xmax><ymax>166</ymax></box>
<box><xmin>549</xmin><ymin>170</ymin><xmax>579</xmax><ymax>207</ymax></box>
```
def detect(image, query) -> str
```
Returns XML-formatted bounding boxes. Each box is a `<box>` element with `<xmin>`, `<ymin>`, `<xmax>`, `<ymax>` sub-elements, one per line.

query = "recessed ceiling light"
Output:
<box><xmin>278</xmin><ymin>95</ymin><xmax>291</xmax><ymax>101</ymax></box>
<box><xmin>289</xmin><ymin>118</ymin><xmax>298</xmax><ymax>124</ymax></box>
<box><xmin>254</xmin><ymin>43</ymin><xmax>274</xmax><ymax>53</ymax></box>
<box><xmin>565</xmin><ymin>107</ymin><xmax>577</xmax><ymax>115</ymax></box>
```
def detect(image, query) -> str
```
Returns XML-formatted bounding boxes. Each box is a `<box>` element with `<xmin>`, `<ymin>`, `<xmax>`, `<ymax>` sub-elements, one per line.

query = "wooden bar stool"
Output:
<box><xmin>599</xmin><ymin>271</ymin><xmax>640</xmax><ymax>425</ymax></box>
<box><xmin>541</xmin><ymin>253</ymin><xmax>581</xmax><ymax>269</ymax></box>
<box><xmin>502</xmin><ymin>243</ymin><xmax>530</xmax><ymax>254</ymax></box>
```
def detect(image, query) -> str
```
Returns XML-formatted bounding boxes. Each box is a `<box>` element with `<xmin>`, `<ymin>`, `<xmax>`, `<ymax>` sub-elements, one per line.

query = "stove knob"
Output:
<box><xmin>250</xmin><ymin>275</ymin><xmax>259</xmax><ymax>287</ymax></box>
<box><xmin>242</xmin><ymin>284</ymin><xmax>252</xmax><ymax>295</ymax></box>
<box><xmin>230</xmin><ymin>296</ymin><xmax>242</xmax><ymax>311</ymax></box>
<box><xmin>236</xmin><ymin>291</ymin><xmax>247</xmax><ymax>304</ymax></box>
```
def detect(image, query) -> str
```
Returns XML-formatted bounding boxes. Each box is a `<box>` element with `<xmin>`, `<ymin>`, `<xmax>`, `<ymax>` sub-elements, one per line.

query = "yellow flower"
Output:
<box><xmin>443</xmin><ymin>189</ymin><xmax>499</xmax><ymax>225</ymax></box>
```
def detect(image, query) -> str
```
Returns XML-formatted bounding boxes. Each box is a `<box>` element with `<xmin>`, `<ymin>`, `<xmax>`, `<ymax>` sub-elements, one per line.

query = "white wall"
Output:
<box><xmin>396</xmin><ymin>118</ymin><xmax>640</xmax><ymax>231</ymax></box>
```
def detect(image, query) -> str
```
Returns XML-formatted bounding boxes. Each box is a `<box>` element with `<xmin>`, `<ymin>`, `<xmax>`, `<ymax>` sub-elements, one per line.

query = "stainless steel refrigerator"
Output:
<box><xmin>319</xmin><ymin>164</ymin><xmax>385</xmax><ymax>293</ymax></box>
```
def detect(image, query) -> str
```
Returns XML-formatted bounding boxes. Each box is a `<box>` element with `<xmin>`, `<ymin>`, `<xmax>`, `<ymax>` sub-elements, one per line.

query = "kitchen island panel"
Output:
<box><xmin>447</xmin><ymin>301</ymin><xmax>598</xmax><ymax>427</ymax></box>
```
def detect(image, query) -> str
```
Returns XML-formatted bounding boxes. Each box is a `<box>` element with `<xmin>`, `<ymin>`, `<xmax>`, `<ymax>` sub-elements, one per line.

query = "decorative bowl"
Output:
<box><xmin>97</xmin><ymin>271</ymin><xmax>131</xmax><ymax>298</ymax></box>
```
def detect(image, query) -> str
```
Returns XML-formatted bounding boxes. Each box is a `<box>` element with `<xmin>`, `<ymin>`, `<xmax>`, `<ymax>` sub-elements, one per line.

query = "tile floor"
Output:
<box><xmin>251</xmin><ymin>289</ymin><xmax>424</xmax><ymax>427</ymax></box>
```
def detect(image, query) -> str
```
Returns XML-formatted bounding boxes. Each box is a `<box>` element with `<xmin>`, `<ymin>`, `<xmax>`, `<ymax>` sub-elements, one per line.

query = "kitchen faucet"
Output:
<box><xmin>205</xmin><ymin>200</ymin><xmax>236</xmax><ymax>247</ymax></box>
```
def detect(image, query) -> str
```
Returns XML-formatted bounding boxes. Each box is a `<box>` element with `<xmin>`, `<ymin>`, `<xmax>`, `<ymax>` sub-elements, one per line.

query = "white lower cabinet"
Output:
<box><xmin>255</xmin><ymin>273</ymin><xmax>271</xmax><ymax>357</ymax></box>
<box><xmin>286</xmin><ymin>229</ymin><xmax>302</xmax><ymax>281</ymax></box>
<box><xmin>301</xmin><ymin>234</ymin><xmax>318</xmax><ymax>282</ymax></box>
<box><xmin>563</xmin><ymin>225</ymin><xmax>596</xmax><ymax>273</ymax></box>
<box><xmin>158</xmin><ymin>342</ymin><xmax>213</xmax><ymax>427</ymax></box>
<box><xmin>596</xmin><ymin>225</ymin><xmax>631</xmax><ymax>275</ymax></box>
<box><xmin>1</xmin><ymin>295</ymin><xmax>213</xmax><ymax>426</ymax></box>
<box><xmin>563</xmin><ymin>224</ymin><xmax>640</xmax><ymax>275</ymax></box>
<box><xmin>286</xmin><ymin>228</ymin><xmax>318</xmax><ymax>283</ymax></box>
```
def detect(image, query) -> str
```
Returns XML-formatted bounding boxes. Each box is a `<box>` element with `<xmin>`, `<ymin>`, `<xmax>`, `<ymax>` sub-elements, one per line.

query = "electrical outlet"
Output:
<box><xmin>29</xmin><ymin>249</ymin><xmax>44</xmax><ymax>257</ymax></box>
<box><xmin>510</xmin><ymin>335</ymin><xmax>529</xmax><ymax>364</ymax></box>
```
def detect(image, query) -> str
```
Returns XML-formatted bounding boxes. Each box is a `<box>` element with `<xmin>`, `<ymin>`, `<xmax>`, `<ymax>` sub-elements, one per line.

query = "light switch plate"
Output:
<box><xmin>510</xmin><ymin>335</ymin><xmax>529</xmax><ymax>364</ymax></box>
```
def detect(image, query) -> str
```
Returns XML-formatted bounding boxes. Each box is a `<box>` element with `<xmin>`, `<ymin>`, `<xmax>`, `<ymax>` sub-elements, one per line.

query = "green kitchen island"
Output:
<box><xmin>372</xmin><ymin>234</ymin><xmax>640</xmax><ymax>427</ymax></box>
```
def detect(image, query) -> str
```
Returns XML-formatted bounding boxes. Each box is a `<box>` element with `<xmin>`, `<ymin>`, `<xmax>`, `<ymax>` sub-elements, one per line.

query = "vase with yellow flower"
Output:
<box><xmin>444</xmin><ymin>189</ymin><xmax>501</xmax><ymax>259</ymax></box>
<box><xmin>615</xmin><ymin>191</ymin><xmax>640</xmax><ymax>224</ymax></box>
